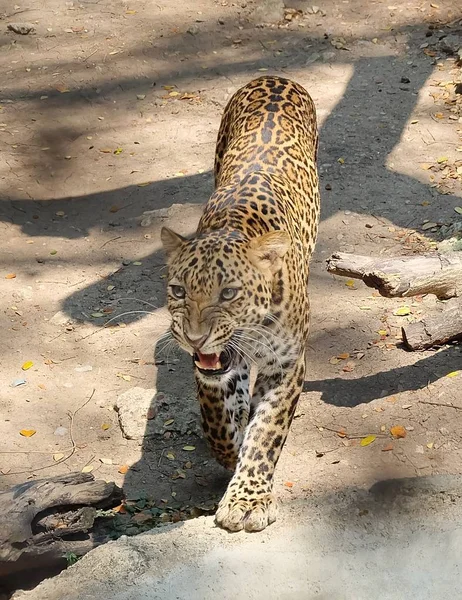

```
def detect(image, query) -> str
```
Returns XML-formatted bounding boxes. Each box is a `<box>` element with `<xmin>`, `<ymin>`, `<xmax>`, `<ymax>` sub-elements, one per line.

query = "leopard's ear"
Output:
<box><xmin>248</xmin><ymin>231</ymin><xmax>290</xmax><ymax>275</ymax></box>
<box><xmin>161</xmin><ymin>227</ymin><xmax>186</xmax><ymax>258</ymax></box>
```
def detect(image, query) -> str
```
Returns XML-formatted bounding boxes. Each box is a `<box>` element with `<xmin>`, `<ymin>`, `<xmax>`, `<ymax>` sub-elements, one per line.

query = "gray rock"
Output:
<box><xmin>7</xmin><ymin>23</ymin><xmax>35</xmax><ymax>35</ymax></box>
<box><xmin>437</xmin><ymin>34</ymin><xmax>461</xmax><ymax>55</ymax></box>
<box><xmin>114</xmin><ymin>387</ymin><xmax>200</xmax><ymax>440</ymax></box>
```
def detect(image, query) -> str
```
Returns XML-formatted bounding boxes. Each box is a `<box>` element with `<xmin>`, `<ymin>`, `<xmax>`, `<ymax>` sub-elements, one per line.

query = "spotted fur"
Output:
<box><xmin>161</xmin><ymin>76</ymin><xmax>320</xmax><ymax>532</ymax></box>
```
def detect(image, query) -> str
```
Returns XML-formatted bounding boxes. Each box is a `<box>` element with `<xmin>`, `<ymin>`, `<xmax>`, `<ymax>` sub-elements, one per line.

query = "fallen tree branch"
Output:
<box><xmin>0</xmin><ymin>472</ymin><xmax>123</xmax><ymax>572</ymax></box>
<box><xmin>326</xmin><ymin>251</ymin><xmax>462</xmax><ymax>299</ymax></box>
<box><xmin>401</xmin><ymin>299</ymin><xmax>462</xmax><ymax>350</ymax></box>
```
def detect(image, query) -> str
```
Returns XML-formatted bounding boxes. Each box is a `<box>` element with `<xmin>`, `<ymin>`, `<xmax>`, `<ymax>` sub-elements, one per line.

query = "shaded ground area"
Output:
<box><xmin>1</xmin><ymin>0</ymin><xmax>462</xmax><ymax>591</ymax></box>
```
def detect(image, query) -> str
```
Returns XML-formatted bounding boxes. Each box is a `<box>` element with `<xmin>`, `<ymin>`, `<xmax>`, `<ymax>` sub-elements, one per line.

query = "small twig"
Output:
<box><xmin>418</xmin><ymin>400</ymin><xmax>462</xmax><ymax>410</ymax></box>
<box><xmin>317</xmin><ymin>425</ymin><xmax>388</xmax><ymax>439</ymax></box>
<box><xmin>158</xmin><ymin>448</ymin><xmax>165</xmax><ymax>467</ymax></box>
<box><xmin>5</xmin><ymin>389</ymin><xmax>96</xmax><ymax>475</ymax></box>
<box><xmin>100</xmin><ymin>235</ymin><xmax>122</xmax><ymax>249</ymax></box>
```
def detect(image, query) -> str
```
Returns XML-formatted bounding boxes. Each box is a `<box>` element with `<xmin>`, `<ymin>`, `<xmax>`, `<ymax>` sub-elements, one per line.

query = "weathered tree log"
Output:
<box><xmin>326</xmin><ymin>251</ymin><xmax>462</xmax><ymax>300</ymax></box>
<box><xmin>0</xmin><ymin>472</ymin><xmax>123</xmax><ymax>582</ymax></box>
<box><xmin>401</xmin><ymin>299</ymin><xmax>462</xmax><ymax>350</ymax></box>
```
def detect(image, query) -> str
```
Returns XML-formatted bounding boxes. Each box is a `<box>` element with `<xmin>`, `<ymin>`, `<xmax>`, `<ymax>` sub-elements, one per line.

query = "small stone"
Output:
<box><xmin>54</xmin><ymin>426</ymin><xmax>68</xmax><ymax>436</ymax></box>
<box><xmin>187</xmin><ymin>25</ymin><xmax>199</xmax><ymax>35</ymax></box>
<box><xmin>325</xmin><ymin>183</ymin><xmax>332</xmax><ymax>190</ymax></box>
<box><xmin>136</xmin><ymin>94</ymin><xmax>146</xmax><ymax>100</ymax></box>
<box><xmin>400</xmin><ymin>76</ymin><xmax>410</xmax><ymax>84</ymax></box>
<box><xmin>75</xmin><ymin>365</ymin><xmax>93</xmax><ymax>373</ymax></box>
<box><xmin>7</xmin><ymin>22</ymin><xmax>35</xmax><ymax>35</ymax></box>
<box><xmin>122</xmin><ymin>259</ymin><xmax>131</xmax><ymax>266</ymax></box>
<box><xmin>415</xmin><ymin>445</ymin><xmax>424</xmax><ymax>454</ymax></box>
<box><xmin>439</xmin><ymin>427</ymin><xmax>449</xmax><ymax>436</ymax></box>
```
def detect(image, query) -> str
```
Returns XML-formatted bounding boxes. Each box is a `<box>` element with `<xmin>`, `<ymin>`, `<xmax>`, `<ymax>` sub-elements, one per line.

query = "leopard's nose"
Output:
<box><xmin>184</xmin><ymin>332</ymin><xmax>208</xmax><ymax>350</ymax></box>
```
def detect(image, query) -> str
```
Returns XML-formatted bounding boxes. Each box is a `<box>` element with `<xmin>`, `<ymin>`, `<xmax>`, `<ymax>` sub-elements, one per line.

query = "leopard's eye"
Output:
<box><xmin>220</xmin><ymin>287</ymin><xmax>238</xmax><ymax>302</ymax></box>
<box><xmin>170</xmin><ymin>285</ymin><xmax>186</xmax><ymax>300</ymax></box>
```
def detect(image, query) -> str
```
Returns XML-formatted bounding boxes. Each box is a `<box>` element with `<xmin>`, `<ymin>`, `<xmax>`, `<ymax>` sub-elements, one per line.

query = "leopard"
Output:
<box><xmin>161</xmin><ymin>75</ymin><xmax>320</xmax><ymax>532</ymax></box>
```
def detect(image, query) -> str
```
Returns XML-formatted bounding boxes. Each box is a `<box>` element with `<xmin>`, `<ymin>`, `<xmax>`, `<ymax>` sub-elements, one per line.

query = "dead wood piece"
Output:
<box><xmin>327</xmin><ymin>251</ymin><xmax>462</xmax><ymax>299</ymax></box>
<box><xmin>401</xmin><ymin>299</ymin><xmax>462</xmax><ymax>350</ymax></box>
<box><xmin>0</xmin><ymin>472</ymin><xmax>122</xmax><ymax>562</ymax></box>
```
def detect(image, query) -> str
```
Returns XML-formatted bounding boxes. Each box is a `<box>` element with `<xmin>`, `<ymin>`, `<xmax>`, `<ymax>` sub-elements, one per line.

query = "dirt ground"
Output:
<box><xmin>1</xmin><ymin>0</ymin><xmax>462</xmax><ymax>554</ymax></box>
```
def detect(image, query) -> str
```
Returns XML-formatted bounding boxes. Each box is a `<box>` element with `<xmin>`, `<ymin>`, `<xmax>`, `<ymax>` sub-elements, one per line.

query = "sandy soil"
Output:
<box><xmin>1</xmin><ymin>0</ymin><xmax>462</xmax><ymax>556</ymax></box>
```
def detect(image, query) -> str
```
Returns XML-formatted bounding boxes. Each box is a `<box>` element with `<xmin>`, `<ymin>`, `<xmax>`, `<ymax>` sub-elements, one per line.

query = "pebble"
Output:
<box><xmin>75</xmin><ymin>365</ymin><xmax>93</xmax><ymax>373</ymax></box>
<box><xmin>54</xmin><ymin>426</ymin><xmax>68</xmax><ymax>436</ymax></box>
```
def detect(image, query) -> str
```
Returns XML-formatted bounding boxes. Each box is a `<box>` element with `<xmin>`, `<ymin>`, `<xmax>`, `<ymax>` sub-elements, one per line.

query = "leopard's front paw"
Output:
<box><xmin>215</xmin><ymin>493</ymin><xmax>277</xmax><ymax>532</ymax></box>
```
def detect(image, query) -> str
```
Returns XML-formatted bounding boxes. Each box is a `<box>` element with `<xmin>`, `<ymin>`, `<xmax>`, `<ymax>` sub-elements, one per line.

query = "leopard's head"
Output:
<box><xmin>161</xmin><ymin>227</ymin><xmax>289</xmax><ymax>377</ymax></box>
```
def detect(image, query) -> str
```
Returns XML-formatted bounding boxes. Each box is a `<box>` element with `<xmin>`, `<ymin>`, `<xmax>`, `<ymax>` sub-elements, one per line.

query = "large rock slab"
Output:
<box><xmin>114</xmin><ymin>387</ymin><xmax>200</xmax><ymax>440</ymax></box>
<box><xmin>12</xmin><ymin>475</ymin><xmax>462</xmax><ymax>600</ymax></box>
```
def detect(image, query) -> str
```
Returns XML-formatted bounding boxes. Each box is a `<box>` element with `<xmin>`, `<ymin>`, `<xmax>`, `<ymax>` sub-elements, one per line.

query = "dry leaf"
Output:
<box><xmin>164</xmin><ymin>419</ymin><xmax>174</xmax><ymax>426</ymax></box>
<box><xmin>382</xmin><ymin>443</ymin><xmax>393</xmax><ymax>452</ymax></box>
<box><xmin>118</xmin><ymin>464</ymin><xmax>129</xmax><ymax>474</ymax></box>
<box><xmin>360</xmin><ymin>435</ymin><xmax>376</xmax><ymax>447</ymax></box>
<box><xmin>5</xmin><ymin>273</ymin><xmax>17</xmax><ymax>279</ymax></box>
<box><xmin>284</xmin><ymin>481</ymin><xmax>294</xmax><ymax>488</ymax></box>
<box><xmin>100</xmin><ymin>457</ymin><xmax>113</xmax><ymax>465</ymax></box>
<box><xmin>337</xmin><ymin>428</ymin><xmax>347</xmax><ymax>438</ymax></box>
<box><xmin>345</xmin><ymin>279</ymin><xmax>356</xmax><ymax>288</ymax></box>
<box><xmin>337</xmin><ymin>353</ymin><xmax>350</xmax><ymax>360</ymax></box>
<box><xmin>53</xmin><ymin>453</ymin><xmax>65</xmax><ymax>461</ymax></box>
<box><xmin>447</xmin><ymin>371</ymin><xmax>460</xmax><ymax>378</ymax></box>
<box><xmin>101</xmin><ymin>423</ymin><xmax>111</xmax><ymax>430</ymax></box>
<box><xmin>81</xmin><ymin>464</ymin><xmax>94</xmax><ymax>473</ymax></box>
<box><xmin>182</xmin><ymin>445</ymin><xmax>196</xmax><ymax>451</ymax></box>
<box><xmin>390</xmin><ymin>425</ymin><xmax>407</xmax><ymax>439</ymax></box>
<box><xmin>20</xmin><ymin>429</ymin><xmax>36</xmax><ymax>437</ymax></box>
<box><xmin>22</xmin><ymin>361</ymin><xmax>34</xmax><ymax>370</ymax></box>
<box><xmin>55</xmin><ymin>84</ymin><xmax>70</xmax><ymax>93</ymax></box>
<box><xmin>393</xmin><ymin>306</ymin><xmax>411</xmax><ymax>316</ymax></box>
<box><xmin>426</xmin><ymin>442</ymin><xmax>434</xmax><ymax>449</ymax></box>
<box><xmin>166</xmin><ymin>452</ymin><xmax>175</xmax><ymax>460</ymax></box>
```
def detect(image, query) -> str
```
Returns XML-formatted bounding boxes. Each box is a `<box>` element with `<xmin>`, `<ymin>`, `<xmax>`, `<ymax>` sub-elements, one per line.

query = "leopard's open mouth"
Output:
<box><xmin>193</xmin><ymin>350</ymin><xmax>234</xmax><ymax>376</ymax></box>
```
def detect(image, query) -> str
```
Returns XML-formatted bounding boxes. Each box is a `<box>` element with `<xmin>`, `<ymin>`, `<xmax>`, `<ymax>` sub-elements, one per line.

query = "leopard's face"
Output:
<box><xmin>161</xmin><ymin>227</ymin><xmax>289</xmax><ymax>378</ymax></box>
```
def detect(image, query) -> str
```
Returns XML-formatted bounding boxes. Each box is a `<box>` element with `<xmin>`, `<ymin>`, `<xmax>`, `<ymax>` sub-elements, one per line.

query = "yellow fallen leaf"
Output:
<box><xmin>377</xmin><ymin>329</ymin><xmax>388</xmax><ymax>336</ymax></box>
<box><xmin>101</xmin><ymin>423</ymin><xmax>111</xmax><ymax>430</ymax></box>
<box><xmin>182</xmin><ymin>445</ymin><xmax>196</xmax><ymax>451</ymax></box>
<box><xmin>426</xmin><ymin>442</ymin><xmax>434</xmax><ymax>449</ymax></box>
<box><xmin>360</xmin><ymin>435</ymin><xmax>376</xmax><ymax>447</ymax></box>
<box><xmin>113</xmin><ymin>147</ymin><xmax>123</xmax><ymax>155</ymax></box>
<box><xmin>20</xmin><ymin>429</ymin><xmax>36</xmax><ymax>437</ymax></box>
<box><xmin>390</xmin><ymin>425</ymin><xmax>407</xmax><ymax>439</ymax></box>
<box><xmin>393</xmin><ymin>306</ymin><xmax>411</xmax><ymax>316</ymax></box>
<box><xmin>447</xmin><ymin>371</ymin><xmax>460</xmax><ymax>378</ymax></box>
<box><xmin>169</xmin><ymin>91</ymin><xmax>180</xmax><ymax>97</ymax></box>
<box><xmin>125</xmin><ymin>9</ymin><xmax>137</xmax><ymax>14</ymax></box>
<box><xmin>338</xmin><ymin>157</ymin><xmax>345</xmax><ymax>164</ymax></box>
<box><xmin>345</xmin><ymin>279</ymin><xmax>356</xmax><ymax>288</ymax></box>
<box><xmin>164</xmin><ymin>419</ymin><xmax>174</xmax><ymax>426</ymax></box>
<box><xmin>437</xmin><ymin>156</ymin><xmax>448</xmax><ymax>164</ymax></box>
<box><xmin>137</xmin><ymin>182</ymin><xmax>151</xmax><ymax>187</ymax></box>
<box><xmin>162</xmin><ymin>85</ymin><xmax>176</xmax><ymax>90</ymax></box>
<box><xmin>166</xmin><ymin>452</ymin><xmax>175</xmax><ymax>460</ymax></box>
<box><xmin>22</xmin><ymin>361</ymin><xmax>34</xmax><ymax>371</ymax></box>
<box><xmin>5</xmin><ymin>273</ymin><xmax>17</xmax><ymax>279</ymax></box>
<box><xmin>53</xmin><ymin>453</ymin><xmax>65</xmax><ymax>461</ymax></box>
<box><xmin>117</xmin><ymin>373</ymin><xmax>131</xmax><ymax>381</ymax></box>
<box><xmin>81</xmin><ymin>464</ymin><xmax>94</xmax><ymax>473</ymax></box>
